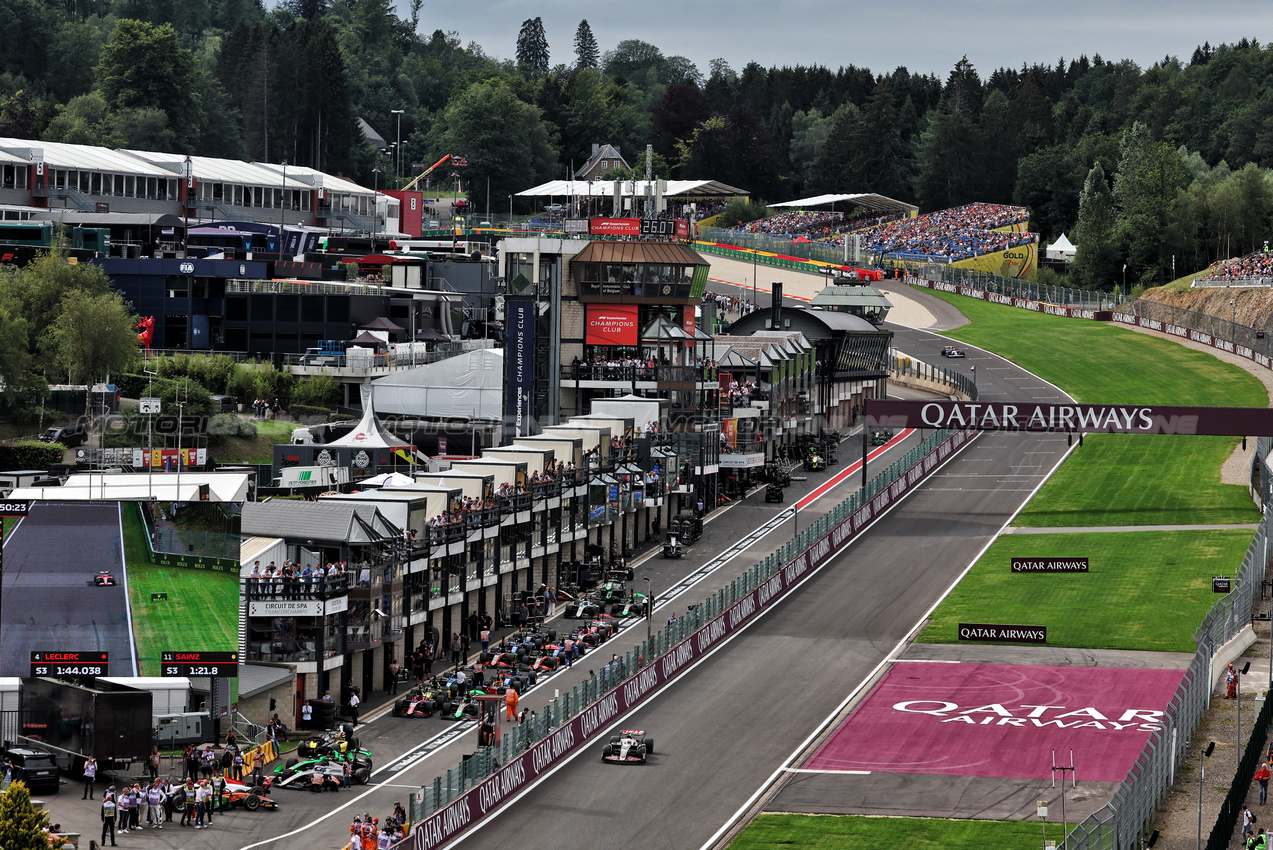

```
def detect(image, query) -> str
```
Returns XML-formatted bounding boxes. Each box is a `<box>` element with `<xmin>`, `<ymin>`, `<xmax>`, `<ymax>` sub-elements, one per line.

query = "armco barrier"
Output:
<box><xmin>904</xmin><ymin>266</ymin><xmax>1273</xmax><ymax>850</ymax></box>
<box><xmin>400</xmin><ymin>427</ymin><xmax>975</xmax><ymax>850</ymax></box>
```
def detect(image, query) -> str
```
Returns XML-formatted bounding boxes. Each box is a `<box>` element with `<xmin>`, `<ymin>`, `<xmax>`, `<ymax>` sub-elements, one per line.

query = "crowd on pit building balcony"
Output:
<box><xmin>246</xmin><ymin>559</ymin><xmax>362</xmax><ymax>592</ymax></box>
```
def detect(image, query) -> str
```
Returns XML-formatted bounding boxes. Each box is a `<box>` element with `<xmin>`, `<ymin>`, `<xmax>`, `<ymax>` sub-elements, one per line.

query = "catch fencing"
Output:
<box><xmin>907</xmin><ymin>264</ymin><xmax>1273</xmax><ymax>850</ymax></box>
<box><xmin>399</xmin><ymin>425</ymin><xmax>977</xmax><ymax>849</ymax></box>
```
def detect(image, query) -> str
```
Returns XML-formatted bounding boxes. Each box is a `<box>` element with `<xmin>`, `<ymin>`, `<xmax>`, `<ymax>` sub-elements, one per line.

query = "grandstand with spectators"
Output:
<box><xmin>1195</xmin><ymin>250</ymin><xmax>1273</xmax><ymax>286</ymax></box>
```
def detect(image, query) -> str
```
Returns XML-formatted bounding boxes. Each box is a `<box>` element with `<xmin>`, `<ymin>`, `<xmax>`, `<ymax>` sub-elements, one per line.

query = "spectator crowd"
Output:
<box><xmin>1198</xmin><ymin>250</ymin><xmax>1273</xmax><ymax>282</ymax></box>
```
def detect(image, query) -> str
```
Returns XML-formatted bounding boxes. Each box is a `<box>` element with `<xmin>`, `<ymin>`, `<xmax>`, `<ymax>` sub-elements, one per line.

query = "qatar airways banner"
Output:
<box><xmin>904</xmin><ymin>275</ymin><xmax>1113</xmax><ymax>321</ymax></box>
<box><xmin>585</xmin><ymin>304</ymin><xmax>639</xmax><ymax>347</ymax></box>
<box><xmin>403</xmin><ymin>428</ymin><xmax>976</xmax><ymax>850</ymax></box>
<box><xmin>866</xmin><ymin>399</ymin><xmax>1273</xmax><ymax>437</ymax></box>
<box><xmin>802</xmin><ymin>662</ymin><xmax>1185</xmax><ymax>781</ymax></box>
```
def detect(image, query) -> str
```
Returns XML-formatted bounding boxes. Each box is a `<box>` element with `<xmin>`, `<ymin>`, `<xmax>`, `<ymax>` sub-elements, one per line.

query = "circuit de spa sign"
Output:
<box><xmin>866</xmin><ymin>400</ymin><xmax>1273</xmax><ymax>437</ymax></box>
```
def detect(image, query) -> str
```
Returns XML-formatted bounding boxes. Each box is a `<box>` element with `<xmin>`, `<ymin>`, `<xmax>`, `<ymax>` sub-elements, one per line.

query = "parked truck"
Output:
<box><xmin>19</xmin><ymin>677</ymin><xmax>153</xmax><ymax>775</ymax></box>
<box><xmin>270</xmin><ymin>465</ymin><xmax>349</xmax><ymax>490</ymax></box>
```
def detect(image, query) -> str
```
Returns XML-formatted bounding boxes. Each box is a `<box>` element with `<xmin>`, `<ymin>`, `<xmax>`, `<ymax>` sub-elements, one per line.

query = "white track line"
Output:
<box><xmin>446</xmin><ymin>430</ymin><xmax>983</xmax><ymax>850</ymax></box>
<box><xmin>696</xmin><ymin>362</ymin><xmax>1078</xmax><ymax>850</ymax></box>
<box><xmin>118</xmin><ymin>502</ymin><xmax>139</xmax><ymax>676</ymax></box>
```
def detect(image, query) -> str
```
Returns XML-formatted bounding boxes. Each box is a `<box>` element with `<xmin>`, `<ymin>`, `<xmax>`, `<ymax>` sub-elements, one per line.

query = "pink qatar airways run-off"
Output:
<box><xmin>804</xmin><ymin>661</ymin><xmax>1187</xmax><ymax>782</ymax></box>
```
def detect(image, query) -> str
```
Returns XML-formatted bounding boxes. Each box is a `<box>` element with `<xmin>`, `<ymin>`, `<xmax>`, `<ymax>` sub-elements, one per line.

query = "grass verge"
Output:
<box><xmin>210</xmin><ymin>417</ymin><xmax>301</xmax><ymax>465</ymax></box>
<box><xmin>1015</xmin><ymin>434</ymin><xmax>1258</xmax><ymax>526</ymax></box>
<box><xmin>727</xmin><ymin>814</ymin><xmax>1045</xmax><ymax>849</ymax></box>
<box><xmin>917</xmin><ymin>529</ymin><xmax>1254</xmax><ymax>652</ymax></box>
<box><xmin>122</xmin><ymin>503</ymin><xmax>239</xmax><ymax>676</ymax></box>
<box><xmin>917</xmin><ymin>286</ymin><xmax>1266</xmax><ymax>526</ymax></box>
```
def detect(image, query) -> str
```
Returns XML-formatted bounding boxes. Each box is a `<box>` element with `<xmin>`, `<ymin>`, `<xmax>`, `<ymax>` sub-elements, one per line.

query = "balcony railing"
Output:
<box><xmin>562</xmin><ymin>364</ymin><xmax>716</xmax><ymax>384</ymax></box>
<box><xmin>243</xmin><ymin>574</ymin><xmax>350</xmax><ymax>600</ymax></box>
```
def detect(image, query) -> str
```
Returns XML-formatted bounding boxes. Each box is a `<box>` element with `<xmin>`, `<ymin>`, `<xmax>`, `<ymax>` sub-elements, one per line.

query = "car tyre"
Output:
<box><xmin>250</xmin><ymin>785</ymin><xmax>265</xmax><ymax>796</ymax></box>
<box><xmin>244</xmin><ymin>794</ymin><xmax>261</xmax><ymax>811</ymax></box>
<box><xmin>644</xmin><ymin>737</ymin><xmax>654</xmax><ymax>754</ymax></box>
<box><xmin>602</xmin><ymin>745</ymin><xmax>613</xmax><ymax>757</ymax></box>
<box><xmin>354</xmin><ymin>767</ymin><xmax>371</xmax><ymax>784</ymax></box>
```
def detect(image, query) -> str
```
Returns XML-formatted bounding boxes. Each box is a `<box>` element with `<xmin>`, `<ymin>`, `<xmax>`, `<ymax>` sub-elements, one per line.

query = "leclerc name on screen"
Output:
<box><xmin>866</xmin><ymin>400</ymin><xmax>1273</xmax><ymax>437</ymax></box>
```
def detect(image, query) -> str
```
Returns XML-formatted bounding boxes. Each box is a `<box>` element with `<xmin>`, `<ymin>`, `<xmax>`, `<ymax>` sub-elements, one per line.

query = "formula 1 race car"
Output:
<box><xmin>663</xmin><ymin>533</ymin><xmax>686</xmax><ymax>558</ymax></box>
<box><xmin>275</xmin><ymin>753</ymin><xmax>372</xmax><ymax>784</ymax></box>
<box><xmin>602</xmin><ymin>729</ymin><xmax>654</xmax><ymax>764</ymax></box>
<box><xmin>940</xmin><ymin>345</ymin><xmax>966</xmax><ymax>358</ymax></box>
<box><xmin>272</xmin><ymin>759</ymin><xmax>348</xmax><ymax>791</ymax></box>
<box><xmin>765</xmin><ymin>483</ymin><xmax>785</xmax><ymax>503</ymax></box>
<box><xmin>92</xmin><ymin>570</ymin><xmax>118</xmax><ymax>586</ymax></box>
<box><xmin>804</xmin><ymin>454</ymin><xmax>827</xmax><ymax>472</ymax></box>
<box><xmin>220</xmin><ymin>788</ymin><xmax>279</xmax><ymax>811</ymax></box>
<box><xmin>392</xmin><ymin>684</ymin><xmax>448</xmax><ymax>718</ymax></box>
<box><xmin>870</xmin><ymin>429</ymin><xmax>892</xmax><ymax>446</ymax></box>
<box><xmin>295</xmin><ymin>731</ymin><xmax>371</xmax><ymax>764</ymax></box>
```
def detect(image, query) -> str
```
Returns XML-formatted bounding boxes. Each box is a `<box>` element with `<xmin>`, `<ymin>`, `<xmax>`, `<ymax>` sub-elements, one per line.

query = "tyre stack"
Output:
<box><xmin>309</xmin><ymin>698</ymin><xmax>335</xmax><ymax>731</ymax></box>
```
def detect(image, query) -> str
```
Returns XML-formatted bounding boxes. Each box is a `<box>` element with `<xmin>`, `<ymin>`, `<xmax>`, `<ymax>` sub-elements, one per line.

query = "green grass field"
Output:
<box><xmin>917</xmin><ymin>529</ymin><xmax>1253</xmax><ymax>652</ymax></box>
<box><xmin>1015</xmin><ymin>434</ymin><xmax>1259</xmax><ymax>526</ymax></box>
<box><xmin>121</xmin><ymin>503</ymin><xmax>239</xmax><ymax>676</ymax></box>
<box><xmin>921</xmin><ymin>288</ymin><xmax>1266</xmax><ymax>407</ymax></box>
<box><xmin>918</xmin><ymin>286</ymin><xmax>1266</xmax><ymax>526</ymax></box>
<box><xmin>727</xmin><ymin>814</ymin><xmax>1046</xmax><ymax>849</ymax></box>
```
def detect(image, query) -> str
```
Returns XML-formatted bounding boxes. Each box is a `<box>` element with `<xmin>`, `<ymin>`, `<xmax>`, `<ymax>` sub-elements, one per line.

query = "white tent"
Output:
<box><xmin>327</xmin><ymin>383</ymin><xmax>415</xmax><ymax>449</ymax></box>
<box><xmin>360</xmin><ymin>471</ymin><xmax>416</xmax><ymax>487</ymax></box>
<box><xmin>589</xmin><ymin>395</ymin><xmax>662</xmax><ymax>433</ymax></box>
<box><xmin>1046</xmin><ymin>233</ymin><xmax>1076</xmax><ymax>262</ymax></box>
<box><xmin>373</xmin><ymin>349</ymin><xmax>503</xmax><ymax>421</ymax></box>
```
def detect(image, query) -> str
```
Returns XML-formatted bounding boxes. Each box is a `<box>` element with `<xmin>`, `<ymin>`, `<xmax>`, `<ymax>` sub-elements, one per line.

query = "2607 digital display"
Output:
<box><xmin>30</xmin><ymin>651</ymin><xmax>109</xmax><ymax>677</ymax></box>
<box><xmin>161</xmin><ymin>651</ymin><xmax>239</xmax><ymax>678</ymax></box>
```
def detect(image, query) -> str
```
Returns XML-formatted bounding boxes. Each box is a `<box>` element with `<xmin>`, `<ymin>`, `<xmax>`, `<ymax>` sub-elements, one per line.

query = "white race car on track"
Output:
<box><xmin>602</xmin><ymin>729</ymin><xmax>654</xmax><ymax>764</ymax></box>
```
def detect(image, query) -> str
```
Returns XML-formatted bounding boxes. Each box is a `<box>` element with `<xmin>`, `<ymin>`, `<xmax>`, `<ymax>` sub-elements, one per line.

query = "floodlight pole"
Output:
<box><xmin>1051</xmin><ymin>749</ymin><xmax>1075</xmax><ymax>849</ymax></box>
<box><xmin>1198</xmin><ymin>741</ymin><xmax>1215</xmax><ymax>850</ymax></box>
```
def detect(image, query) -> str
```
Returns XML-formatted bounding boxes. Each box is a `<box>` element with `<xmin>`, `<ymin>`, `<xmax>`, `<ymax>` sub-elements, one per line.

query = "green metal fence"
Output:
<box><xmin>405</xmin><ymin>424</ymin><xmax>972</xmax><ymax>825</ymax></box>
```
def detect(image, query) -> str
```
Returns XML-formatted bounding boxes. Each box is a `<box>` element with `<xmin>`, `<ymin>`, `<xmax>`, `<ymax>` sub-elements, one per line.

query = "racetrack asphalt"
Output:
<box><xmin>0</xmin><ymin>500</ymin><xmax>136</xmax><ymax>678</ymax></box>
<box><xmin>451</xmin><ymin>310</ymin><xmax>1081</xmax><ymax>848</ymax></box>
<box><xmin>38</xmin><ymin>400</ymin><xmax>928</xmax><ymax>849</ymax></box>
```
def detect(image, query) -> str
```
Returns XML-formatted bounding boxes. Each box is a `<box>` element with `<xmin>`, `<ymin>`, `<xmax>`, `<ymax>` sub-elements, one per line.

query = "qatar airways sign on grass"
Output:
<box><xmin>802</xmin><ymin>662</ymin><xmax>1186</xmax><ymax>781</ymax></box>
<box><xmin>866</xmin><ymin>400</ymin><xmax>1273</xmax><ymax>436</ymax></box>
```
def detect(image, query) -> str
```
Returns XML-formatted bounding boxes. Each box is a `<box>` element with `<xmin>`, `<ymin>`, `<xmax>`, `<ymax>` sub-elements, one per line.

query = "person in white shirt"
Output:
<box><xmin>349</xmin><ymin>691</ymin><xmax>361</xmax><ymax>726</ymax></box>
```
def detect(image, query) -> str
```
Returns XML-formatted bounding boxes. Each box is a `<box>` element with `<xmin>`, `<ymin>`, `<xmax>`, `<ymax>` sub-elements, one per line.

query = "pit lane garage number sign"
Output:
<box><xmin>161</xmin><ymin>651</ymin><xmax>240</xmax><ymax>678</ymax></box>
<box><xmin>31</xmin><ymin>651</ymin><xmax>109</xmax><ymax>677</ymax></box>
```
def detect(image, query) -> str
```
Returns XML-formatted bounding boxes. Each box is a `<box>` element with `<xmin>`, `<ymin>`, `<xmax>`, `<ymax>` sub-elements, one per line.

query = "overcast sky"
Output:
<box><xmin>399</xmin><ymin>0</ymin><xmax>1271</xmax><ymax>80</ymax></box>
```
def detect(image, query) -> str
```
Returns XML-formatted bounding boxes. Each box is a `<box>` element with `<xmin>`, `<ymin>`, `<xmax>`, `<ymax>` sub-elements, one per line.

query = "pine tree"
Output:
<box><xmin>1072</xmin><ymin>163</ymin><xmax>1121</xmax><ymax>289</ymax></box>
<box><xmin>573</xmin><ymin>19</ymin><xmax>598</xmax><ymax>70</ymax></box>
<box><xmin>516</xmin><ymin>17</ymin><xmax>549</xmax><ymax>77</ymax></box>
<box><xmin>0</xmin><ymin>781</ymin><xmax>51</xmax><ymax>850</ymax></box>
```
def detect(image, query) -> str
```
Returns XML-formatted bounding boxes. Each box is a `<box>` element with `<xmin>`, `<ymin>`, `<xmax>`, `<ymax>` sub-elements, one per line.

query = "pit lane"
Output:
<box><xmin>441</xmin><ymin>304</ymin><xmax>1076</xmax><ymax>848</ymax></box>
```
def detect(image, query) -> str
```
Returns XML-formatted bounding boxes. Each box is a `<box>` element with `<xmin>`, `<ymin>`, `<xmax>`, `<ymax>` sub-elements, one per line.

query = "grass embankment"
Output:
<box><xmin>727</xmin><ymin>814</ymin><xmax>1044</xmax><ymax>849</ymax></box>
<box><xmin>211</xmin><ymin>418</ymin><xmax>300</xmax><ymax>465</ymax></box>
<box><xmin>917</xmin><ymin>530</ymin><xmax>1254</xmax><ymax>652</ymax></box>
<box><xmin>121</xmin><ymin>503</ymin><xmax>239</xmax><ymax>677</ymax></box>
<box><xmin>922</xmin><ymin>287</ymin><xmax>1266</xmax><ymax>527</ymax></box>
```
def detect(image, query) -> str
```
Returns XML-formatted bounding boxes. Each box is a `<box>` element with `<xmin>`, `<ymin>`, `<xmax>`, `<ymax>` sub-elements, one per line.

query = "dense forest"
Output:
<box><xmin>2</xmin><ymin>0</ymin><xmax>1273</xmax><ymax>288</ymax></box>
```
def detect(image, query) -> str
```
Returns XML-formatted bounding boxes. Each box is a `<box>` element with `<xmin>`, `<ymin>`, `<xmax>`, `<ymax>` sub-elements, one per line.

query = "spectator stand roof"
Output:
<box><xmin>123</xmin><ymin>149</ymin><xmax>314</xmax><ymax>192</ymax></box>
<box><xmin>518</xmin><ymin>179</ymin><xmax>748</xmax><ymax>198</ymax></box>
<box><xmin>770</xmin><ymin>193</ymin><xmax>917</xmax><ymax>216</ymax></box>
<box><xmin>0</xmin><ymin>137</ymin><xmax>173</xmax><ymax>177</ymax></box>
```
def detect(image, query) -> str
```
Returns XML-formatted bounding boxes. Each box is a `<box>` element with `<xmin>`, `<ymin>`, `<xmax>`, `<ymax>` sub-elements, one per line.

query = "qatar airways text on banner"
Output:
<box><xmin>803</xmin><ymin>662</ymin><xmax>1185</xmax><ymax>781</ymax></box>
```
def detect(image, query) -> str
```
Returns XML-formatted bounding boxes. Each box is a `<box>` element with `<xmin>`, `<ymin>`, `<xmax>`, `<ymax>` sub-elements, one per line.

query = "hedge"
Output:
<box><xmin>0</xmin><ymin>440</ymin><xmax>66</xmax><ymax>469</ymax></box>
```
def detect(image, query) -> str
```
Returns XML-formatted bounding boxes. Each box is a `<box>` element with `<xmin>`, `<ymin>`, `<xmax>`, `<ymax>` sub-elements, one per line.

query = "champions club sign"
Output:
<box><xmin>867</xmin><ymin>400</ymin><xmax>1273</xmax><ymax>437</ymax></box>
